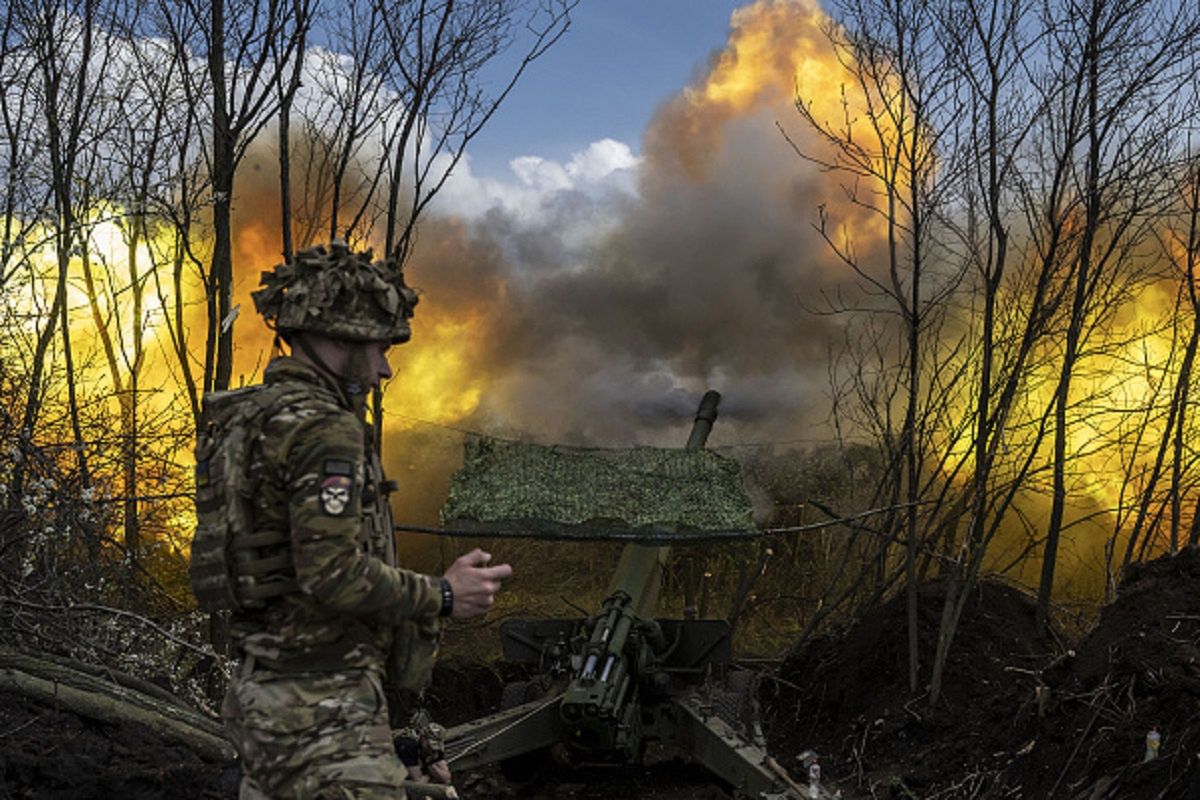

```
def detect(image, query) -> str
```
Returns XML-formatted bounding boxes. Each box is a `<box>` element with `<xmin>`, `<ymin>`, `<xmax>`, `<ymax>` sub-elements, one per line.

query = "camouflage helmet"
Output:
<box><xmin>251</xmin><ymin>241</ymin><xmax>419</xmax><ymax>343</ymax></box>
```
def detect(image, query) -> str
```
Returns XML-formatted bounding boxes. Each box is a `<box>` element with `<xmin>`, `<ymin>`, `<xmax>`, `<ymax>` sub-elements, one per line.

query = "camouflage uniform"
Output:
<box><xmin>222</xmin><ymin>356</ymin><xmax>441</xmax><ymax>799</ymax></box>
<box><xmin>219</xmin><ymin>244</ymin><xmax>440</xmax><ymax>799</ymax></box>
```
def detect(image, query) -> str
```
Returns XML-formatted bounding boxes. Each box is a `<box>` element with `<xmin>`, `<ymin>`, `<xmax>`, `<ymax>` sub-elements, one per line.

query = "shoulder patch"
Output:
<box><xmin>324</xmin><ymin>459</ymin><xmax>354</xmax><ymax>476</ymax></box>
<box><xmin>320</xmin><ymin>475</ymin><xmax>353</xmax><ymax>515</ymax></box>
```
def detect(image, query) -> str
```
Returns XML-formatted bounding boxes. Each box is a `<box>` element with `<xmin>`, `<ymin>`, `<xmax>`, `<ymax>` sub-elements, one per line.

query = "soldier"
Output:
<box><xmin>196</xmin><ymin>241</ymin><xmax>510</xmax><ymax>799</ymax></box>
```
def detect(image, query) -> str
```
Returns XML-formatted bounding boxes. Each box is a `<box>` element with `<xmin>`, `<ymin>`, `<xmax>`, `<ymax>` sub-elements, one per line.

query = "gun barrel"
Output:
<box><xmin>605</xmin><ymin>391</ymin><xmax>722</xmax><ymax>615</ymax></box>
<box><xmin>685</xmin><ymin>390</ymin><xmax>721</xmax><ymax>452</ymax></box>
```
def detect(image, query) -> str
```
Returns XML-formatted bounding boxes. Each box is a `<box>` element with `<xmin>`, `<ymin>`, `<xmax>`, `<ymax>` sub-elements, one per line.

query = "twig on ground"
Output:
<box><xmin>1049</xmin><ymin>686</ymin><xmax>1107</xmax><ymax>797</ymax></box>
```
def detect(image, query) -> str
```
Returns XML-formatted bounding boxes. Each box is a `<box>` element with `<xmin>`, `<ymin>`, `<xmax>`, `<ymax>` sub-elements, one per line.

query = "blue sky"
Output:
<box><xmin>466</xmin><ymin>1</ymin><xmax>743</xmax><ymax>179</ymax></box>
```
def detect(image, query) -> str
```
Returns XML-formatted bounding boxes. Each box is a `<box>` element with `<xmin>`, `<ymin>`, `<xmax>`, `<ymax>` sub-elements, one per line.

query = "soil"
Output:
<box><xmin>5</xmin><ymin>551</ymin><xmax>1200</xmax><ymax>799</ymax></box>
<box><xmin>0</xmin><ymin>690</ymin><xmax>238</xmax><ymax>800</ymax></box>
<box><xmin>763</xmin><ymin>578</ymin><xmax>1057</xmax><ymax>798</ymax></box>
<box><xmin>1008</xmin><ymin>549</ymin><xmax>1200</xmax><ymax>799</ymax></box>
<box><xmin>763</xmin><ymin>551</ymin><xmax>1200</xmax><ymax>799</ymax></box>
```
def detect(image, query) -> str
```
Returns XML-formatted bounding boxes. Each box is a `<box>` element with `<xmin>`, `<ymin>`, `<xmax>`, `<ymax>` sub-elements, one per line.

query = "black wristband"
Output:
<box><xmin>438</xmin><ymin>578</ymin><xmax>454</xmax><ymax>617</ymax></box>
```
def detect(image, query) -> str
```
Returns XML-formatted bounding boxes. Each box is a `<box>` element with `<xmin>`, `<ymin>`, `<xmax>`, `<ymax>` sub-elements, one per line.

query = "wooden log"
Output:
<box><xmin>0</xmin><ymin>648</ymin><xmax>234</xmax><ymax>762</ymax></box>
<box><xmin>0</xmin><ymin>648</ymin><xmax>221</xmax><ymax>726</ymax></box>
<box><xmin>4</xmin><ymin>648</ymin><xmax>194</xmax><ymax>710</ymax></box>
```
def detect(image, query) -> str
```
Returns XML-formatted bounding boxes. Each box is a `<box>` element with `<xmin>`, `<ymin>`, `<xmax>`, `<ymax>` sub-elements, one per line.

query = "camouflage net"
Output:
<box><xmin>441</xmin><ymin>438</ymin><xmax>755</xmax><ymax>535</ymax></box>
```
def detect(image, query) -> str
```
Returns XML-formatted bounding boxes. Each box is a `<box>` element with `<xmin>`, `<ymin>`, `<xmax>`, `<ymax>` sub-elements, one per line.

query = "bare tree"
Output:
<box><xmin>1172</xmin><ymin>151</ymin><xmax>1200</xmax><ymax>551</ymax></box>
<box><xmin>1118</xmin><ymin>134</ymin><xmax>1200</xmax><ymax>564</ymax></box>
<box><xmin>786</xmin><ymin>0</ymin><xmax>965</xmax><ymax>694</ymax></box>
<box><xmin>787</xmin><ymin>0</ymin><xmax>1200</xmax><ymax>707</ymax></box>
<box><xmin>11</xmin><ymin>0</ymin><xmax>114</xmax><ymax>510</ymax></box>
<box><xmin>1036</xmin><ymin>0</ymin><xmax>1200</xmax><ymax>631</ymax></box>
<box><xmin>290</xmin><ymin>0</ymin><xmax>392</xmax><ymax>247</ymax></box>
<box><xmin>208</xmin><ymin>0</ymin><xmax>311</xmax><ymax>391</ymax></box>
<box><xmin>372</xmin><ymin>0</ymin><xmax>574</xmax><ymax>268</ymax></box>
<box><xmin>151</xmin><ymin>0</ymin><xmax>307</xmax><ymax>393</ymax></box>
<box><xmin>272</xmin><ymin>0</ymin><xmax>313</xmax><ymax>261</ymax></box>
<box><xmin>138</xmin><ymin>0</ymin><xmax>213</xmax><ymax>430</ymax></box>
<box><xmin>0</xmin><ymin>2</ymin><xmax>53</xmax><ymax>294</ymax></box>
<box><xmin>923</xmin><ymin>0</ymin><xmax>1079</xmax><ymax>704</ymax></box>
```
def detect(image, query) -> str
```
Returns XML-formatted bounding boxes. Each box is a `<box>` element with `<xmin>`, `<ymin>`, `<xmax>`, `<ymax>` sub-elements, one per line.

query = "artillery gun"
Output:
<box><xmin>435</xmin><ymin>392</ymin><xmax>830</xmax><ymax>799</ymax></box>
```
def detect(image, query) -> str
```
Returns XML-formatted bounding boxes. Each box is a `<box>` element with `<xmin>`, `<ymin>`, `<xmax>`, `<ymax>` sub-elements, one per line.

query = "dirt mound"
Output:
<box><xmin>765</xmin><ymin>555</ymin><xmax>1200</xmax><ymax>798</ymax></box>
<box><xmin>1009</xmin><ymin>549</ymin><xmax>1200</xmax><ymax>798</ymax></box>
<box><xmin>762</xmin><ymin>579</ymin><xmax>1057</xmax><ymax>797</ymax></box>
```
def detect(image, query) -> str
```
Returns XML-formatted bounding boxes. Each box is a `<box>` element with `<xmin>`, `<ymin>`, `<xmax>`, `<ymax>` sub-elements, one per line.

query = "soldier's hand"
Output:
<box><xmin>427</xmin><ymin>758</ymin><xmax>452</xmax><ymax>785</ymax></box>
<box><xmin>443</xmin><ymin>548</ymin><xmax>512</xmax><ymax>619</ymax></box>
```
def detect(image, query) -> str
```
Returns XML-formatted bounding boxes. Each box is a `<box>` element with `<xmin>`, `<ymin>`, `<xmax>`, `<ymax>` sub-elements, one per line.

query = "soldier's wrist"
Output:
<box><xmin>438</xmin><ymin>577</ymin><xmax>454</xmax><ymax>617</ymax></box>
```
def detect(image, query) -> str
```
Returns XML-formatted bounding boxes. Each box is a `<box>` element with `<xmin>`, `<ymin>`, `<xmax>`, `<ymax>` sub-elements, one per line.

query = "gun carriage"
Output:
<box><xmin>431</xmin><ymin>392</ymin><xmax>827</xmax><ymax>799</ymax></box>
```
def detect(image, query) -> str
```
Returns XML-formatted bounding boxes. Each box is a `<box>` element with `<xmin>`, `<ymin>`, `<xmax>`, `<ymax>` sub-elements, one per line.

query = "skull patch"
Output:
<box><xmin>320</xmin><ymin>475</ymin><xmax>353</xmax><ymax>515</ymax></box>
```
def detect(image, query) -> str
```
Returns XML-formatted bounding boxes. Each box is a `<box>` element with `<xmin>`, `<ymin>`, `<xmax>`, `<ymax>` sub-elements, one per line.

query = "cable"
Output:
<box><xmin>384</xmin><ymin>410</ymin><xmax>526</xmax><ymax>445</ymax></box>
<box><xmin>395</xmin><ymin>503</ymin><xmax>913</xmax><ymax>544</ymax></box>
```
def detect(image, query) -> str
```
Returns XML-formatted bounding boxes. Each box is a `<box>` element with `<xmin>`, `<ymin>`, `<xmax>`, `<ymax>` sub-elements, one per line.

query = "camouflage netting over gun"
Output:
<box><xmin>441</xmin><ymin>438</ymin><xmax>755</xmax><ymax>535</ymax></box>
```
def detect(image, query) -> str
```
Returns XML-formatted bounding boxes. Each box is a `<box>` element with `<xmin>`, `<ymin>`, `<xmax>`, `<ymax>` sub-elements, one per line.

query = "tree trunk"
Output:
<box><xmin>210</xmin><ymin>0</ymin><xmax>234</xmax><ymax>392</ymax></box>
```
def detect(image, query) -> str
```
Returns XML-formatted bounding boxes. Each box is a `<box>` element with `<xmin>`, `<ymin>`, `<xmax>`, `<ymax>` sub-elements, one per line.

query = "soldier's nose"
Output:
<box><xmin>375</xmin><ymin>349</ymin><xmax>392</xmax><ymax>381</ymax></box>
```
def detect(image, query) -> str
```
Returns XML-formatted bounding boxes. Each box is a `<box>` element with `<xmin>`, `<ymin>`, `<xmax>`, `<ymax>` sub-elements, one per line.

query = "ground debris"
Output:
<box><xmin>1010</xmin><ymin>549</ymin><xmax>1200</xmax><ymax>798</ymax></box>
<box><xmin>0</xmin><ymin>689</ymin><xmax>237</xmax><ymax>800</ymax></box>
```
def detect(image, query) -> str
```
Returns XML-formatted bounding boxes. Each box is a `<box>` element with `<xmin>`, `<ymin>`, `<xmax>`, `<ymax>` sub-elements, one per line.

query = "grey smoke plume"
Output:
<box><xmin>405</xmin><ymin>0</ymin><xmax>882</xmax><ymax>449</ymax></box>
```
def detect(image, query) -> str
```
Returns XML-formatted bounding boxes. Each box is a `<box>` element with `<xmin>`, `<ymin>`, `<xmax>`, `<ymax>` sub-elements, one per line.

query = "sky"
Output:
<box><xmin>462</xmin><ymin>2</ymin><xmax>744</xmax><ymax>179</ymax></box>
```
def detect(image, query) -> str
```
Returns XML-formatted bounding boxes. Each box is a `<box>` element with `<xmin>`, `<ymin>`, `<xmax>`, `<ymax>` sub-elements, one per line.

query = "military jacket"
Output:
<box><xmin>230</xmin><ymin>356</ymin><xmax>441</xmax><ymax>673</ymax></box>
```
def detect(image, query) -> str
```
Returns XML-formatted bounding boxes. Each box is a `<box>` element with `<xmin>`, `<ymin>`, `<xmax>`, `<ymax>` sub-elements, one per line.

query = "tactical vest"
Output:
<box><xmin>361</xmin><ymin>429</ymin><xmax>400</xmax><ymax>572</ymax></box>
<box><xmin>191</xmin><ymin>375</ymin><xmax>436</xmax><ymax>692</ymax></box>
<box><xmin>190</xmin><ymin>384</ymin><xmax>312</xmax><ymax>613</ymax></box>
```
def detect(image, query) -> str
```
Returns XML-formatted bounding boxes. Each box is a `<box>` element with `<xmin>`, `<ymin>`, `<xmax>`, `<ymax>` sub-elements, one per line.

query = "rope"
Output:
<box><xmin>445</xmin><ymin>693</ymin><xmax>564</xmax><ymax>765</ymax></box>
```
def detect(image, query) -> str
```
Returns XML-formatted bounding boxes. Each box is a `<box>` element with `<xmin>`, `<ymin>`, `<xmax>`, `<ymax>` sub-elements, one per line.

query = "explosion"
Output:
<box><xmin>8</xmin><ymin>0</ymin><xmax>1195</xmax><ymax>603</ymax></box>
<box><xmin>201</xmin><ymin>0</ymin><xmax>882</xmax><ymax>454</ymax></box>
<box><xmin>704</xmin><ymin>1</ymin><xmax>845</xmax><ymax>115</ymax></box>
<box><xmin>647</xmin><ymin>0</ymin><xmax>865</xmax><ymax>185</ymax></box>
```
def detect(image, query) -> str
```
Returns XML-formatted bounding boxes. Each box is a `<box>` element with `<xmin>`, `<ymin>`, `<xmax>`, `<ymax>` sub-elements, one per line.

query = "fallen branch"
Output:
<box><xmin>1049</xmin><ymin>695</ymin><xmax>1105</xmax><ymax>797</ymax></box>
